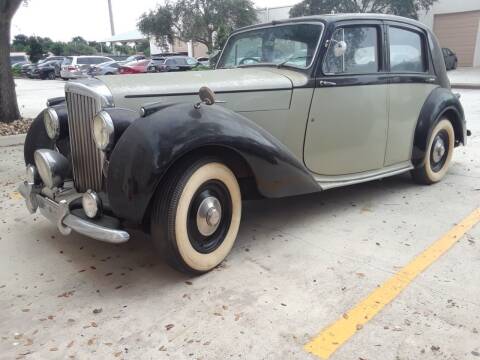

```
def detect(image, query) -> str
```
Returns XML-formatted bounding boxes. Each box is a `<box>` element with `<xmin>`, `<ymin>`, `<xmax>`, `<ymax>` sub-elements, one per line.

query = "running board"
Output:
<box><xmin>313</xmin><ymin>162</ymin><xmax>414</xmax><ymax>190</ymax></box>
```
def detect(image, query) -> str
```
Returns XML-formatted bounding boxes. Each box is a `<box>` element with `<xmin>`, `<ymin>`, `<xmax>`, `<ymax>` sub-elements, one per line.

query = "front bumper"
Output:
<box><xmin>18</xmin><ymin>181</ymin><xmax>129</xmax><ymax>244</ymax></box>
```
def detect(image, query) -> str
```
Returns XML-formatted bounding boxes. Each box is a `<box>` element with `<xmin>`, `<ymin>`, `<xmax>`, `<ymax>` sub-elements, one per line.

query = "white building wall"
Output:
<box><xmin>419</xmin><ymin>0</ymin><xmax>480</xmax><ymax>67</ymax></box>
<box><xmin>256</xmin><ymin>6</ymin><xmax>292</xmax><ymax>23</ymax></box>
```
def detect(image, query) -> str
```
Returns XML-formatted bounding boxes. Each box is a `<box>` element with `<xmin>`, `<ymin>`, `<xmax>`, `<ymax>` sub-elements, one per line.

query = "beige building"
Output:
<box><xmin>150</xmin><ymin>37</ymin><xmax>208</xmax><ymax>58</ymax></box>
<box><xmin>418</xmin><ymin>0</ymin><xmax>480</xmax><ymax>67</ymax></box>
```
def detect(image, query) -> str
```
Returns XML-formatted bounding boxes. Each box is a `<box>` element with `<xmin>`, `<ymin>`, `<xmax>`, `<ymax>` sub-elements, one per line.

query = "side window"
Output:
<box><xmin>323</xmin><ymin>26</ymin><xmax>379</xmax><ymax>75</ymax></box>
<box><xmin>389</xmin><ymin>27</ymin><xmax>426</xmax><ymax>73</ymax></box>
<box><xmin>77</xmin><ymin>58</ymin><xmax>90</xmax><ymax>65</ymax></box>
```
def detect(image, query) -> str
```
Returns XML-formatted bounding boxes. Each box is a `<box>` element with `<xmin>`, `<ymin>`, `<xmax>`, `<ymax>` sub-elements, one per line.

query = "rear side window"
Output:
<box><xmin>323</xmin><ymin>26</ymin><xmax>379</xmax><ymax>75</ymax></box>
<box><xmin>77</xmin><ymin>58</ymin><xmax>90</xmax><ymax>65</ymax></box>
<box><xmin>176</xmin><ymin>58</ymin><xmax>187</xmax><ymax>65</ymax></box>
<box><xmin>389</xmin><ymin>27</ymin><xmax>426</xmax><ymax>73</ymax></box>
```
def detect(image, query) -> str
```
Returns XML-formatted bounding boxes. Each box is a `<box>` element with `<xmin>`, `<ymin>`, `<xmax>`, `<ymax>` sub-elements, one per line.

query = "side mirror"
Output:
<box><xmin>333</xmin><ymin>41</ymin><xmax>347</xmax><ymax>57</ymax></box>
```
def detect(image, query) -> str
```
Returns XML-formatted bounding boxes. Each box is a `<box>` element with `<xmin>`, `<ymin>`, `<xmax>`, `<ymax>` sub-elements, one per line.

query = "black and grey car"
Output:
<box><xmin>157</xmin><ymin>56</ymin><xmax>200</xmax><ymax>72</ymax></box>
<box><xmin>19</xmin><ymin>14</ymin><xmax>469</xmax><ymax>275</ymax></box>
<box><xmin>442</xmin><ymin>47</ymin><xmax>458</xmax><ymax>70</ymax></box>
<box><xmin>28</xmin><ymin>59</ymin><xmax>64</xmax><ymax>80</ymax></box>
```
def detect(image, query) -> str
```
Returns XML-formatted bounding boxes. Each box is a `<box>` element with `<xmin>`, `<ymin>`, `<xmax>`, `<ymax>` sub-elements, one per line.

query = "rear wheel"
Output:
<box><xmin>411</xmin><ymin>118</ymin><xmax>455</xmax><ymax>184</ymax></box>
<box><xmin>151</xmin><ymin>158</ymin><xmax>242</xmax><ymax>274</ymax></box>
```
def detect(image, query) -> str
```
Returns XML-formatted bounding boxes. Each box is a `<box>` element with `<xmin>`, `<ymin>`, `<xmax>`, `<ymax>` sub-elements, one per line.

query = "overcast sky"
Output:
<box><xmin>12</xmin><ymin>0</ymin><xmax>297</xmax><ymax>42</ymax></box>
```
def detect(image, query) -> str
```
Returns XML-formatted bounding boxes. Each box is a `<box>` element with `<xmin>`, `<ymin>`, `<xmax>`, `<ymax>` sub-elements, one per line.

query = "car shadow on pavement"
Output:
<box><xmin>37</xmin><ymin>173</ymin><xmax>415</xmax><ymax>288</ymax></box>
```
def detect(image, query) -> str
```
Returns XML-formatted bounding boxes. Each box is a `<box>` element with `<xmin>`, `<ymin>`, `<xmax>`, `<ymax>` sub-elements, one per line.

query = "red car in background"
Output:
<box><xmin>119</xmin><ymin>59</ymin><xmax>156</xmax><ymax>74</ymax></box>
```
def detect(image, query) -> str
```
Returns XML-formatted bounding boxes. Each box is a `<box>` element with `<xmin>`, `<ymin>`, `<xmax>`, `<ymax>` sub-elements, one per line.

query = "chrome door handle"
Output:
<box><xmin>426</xmin><ymin>77</ymin><xmax>436</xmax><ymax>83</ymax></box>
<box><xmin>319</xmin><ymin>80</ymin><xmax>337</xmax><ymax>87</ymax></box>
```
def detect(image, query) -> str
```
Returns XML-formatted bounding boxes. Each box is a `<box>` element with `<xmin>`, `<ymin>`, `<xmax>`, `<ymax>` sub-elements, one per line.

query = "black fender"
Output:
<box><xmin>412</xmin><ymin>87</ymin><xmax>466</xmax><ymax>165</ymax></box>
<box><xmin>106</xmin><ymin>103</ymin><xmax>320</xmax><ymax>223</ymax></box>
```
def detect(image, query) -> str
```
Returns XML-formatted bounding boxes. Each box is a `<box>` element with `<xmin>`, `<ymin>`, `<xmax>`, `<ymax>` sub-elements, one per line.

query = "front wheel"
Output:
<box><xmin>411</xmin><ymin>118</ymin><xmax>455</xmax><ymax>184</ymax></box>
<box><xmin>47</xmin><ymin>71</ymin><xmax>56</xmax><ymax>80</ymax></box>
<box><xmin>151</xmin><ymin>158</ymin><xmax>242</xmax><ymax>274</ymax></box>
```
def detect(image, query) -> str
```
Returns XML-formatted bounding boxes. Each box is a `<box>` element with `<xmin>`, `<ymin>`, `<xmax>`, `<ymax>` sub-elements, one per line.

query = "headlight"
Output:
<box><xmin>82</xmin><ymin>190</ymin><xmax>102</xmax><ymax>218</ymax></box>
<box><xmin>34</xmin><ymin>149</ymin><xmax>70</xmax><ymax>189</ymax></box>
<box><xmin>93</xmin><ymin>111</ymin><xmax>114</xmax><ymax>151</ymax></box>
<box><xmin>43</xmin><ymin>108</ymin><xmax>60</xmax><ymax>140</ymax></box>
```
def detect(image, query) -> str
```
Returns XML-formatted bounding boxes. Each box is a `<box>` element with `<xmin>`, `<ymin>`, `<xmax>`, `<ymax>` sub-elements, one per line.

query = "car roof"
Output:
<box><xmin>233</xmin><ymin>13</ymin><xmax>429</xmax><ymax>34</ymax></box>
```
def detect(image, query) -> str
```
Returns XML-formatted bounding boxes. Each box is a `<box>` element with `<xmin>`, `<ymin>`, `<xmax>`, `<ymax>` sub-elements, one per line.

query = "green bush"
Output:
<box><xmin>12</xmin><ymin>67</ymin><xmax>22</xmax><ymax>77</ymax></box>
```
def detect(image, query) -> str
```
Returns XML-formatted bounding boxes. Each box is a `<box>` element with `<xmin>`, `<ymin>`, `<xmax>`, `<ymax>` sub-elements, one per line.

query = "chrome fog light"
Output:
<box><xmin>26</xmin><ymin>165</ymin><xmax>40</xmax><ymax>185</ymax></box>
<box><xmin>82</xmin><ymin>190</ymin><xmax>102</xmax><ymax>218</ymax></box>
<box><xmin>93</xmin><ymin>111</ymin><xmax>114</xmax><ymax>151</ymax></box>
<box><xmin>43</xmin><ymin>108</ymin><xmax>60</xmax><ymax>140</ymax></box>
<box><xmin>34</xmin><ymin>149</ymin><xmax>70</xmax><ymax>189</ymax></box>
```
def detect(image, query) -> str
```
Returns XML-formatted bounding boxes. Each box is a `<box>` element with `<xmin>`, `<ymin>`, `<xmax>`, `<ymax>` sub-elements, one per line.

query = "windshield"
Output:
<box><xmin>217</xmin><ymin>23</ymin><xmax>323</xmax><ymax>69</ymax></box>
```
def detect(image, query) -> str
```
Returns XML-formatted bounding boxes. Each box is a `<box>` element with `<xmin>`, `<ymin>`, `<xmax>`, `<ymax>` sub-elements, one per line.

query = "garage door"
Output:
<box><xmin>433</xmin><ymin>10</ymin><xmax>480</xmax><ymax>67</ymax></box>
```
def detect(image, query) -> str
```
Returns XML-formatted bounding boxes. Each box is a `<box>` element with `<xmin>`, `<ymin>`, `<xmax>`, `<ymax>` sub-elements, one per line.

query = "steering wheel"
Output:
<box><xmin>239</xmin><ymin>57</ymin><xmax>260</xmax><ymax>65</ymax></box>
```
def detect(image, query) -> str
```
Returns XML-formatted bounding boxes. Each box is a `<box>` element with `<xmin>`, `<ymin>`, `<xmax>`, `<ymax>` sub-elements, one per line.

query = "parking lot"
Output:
<box><xmin>0</xmin><ymin>84</ymin><xmax>479</xmax><ymax>359</ymax></box>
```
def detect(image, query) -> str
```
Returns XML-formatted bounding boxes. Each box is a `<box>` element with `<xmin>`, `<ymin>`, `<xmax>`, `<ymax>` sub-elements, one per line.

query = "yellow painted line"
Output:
<box><xmin>305</xmin><ymin>208</ymin><xmax>480</xmax><ymax>359</ymax></box>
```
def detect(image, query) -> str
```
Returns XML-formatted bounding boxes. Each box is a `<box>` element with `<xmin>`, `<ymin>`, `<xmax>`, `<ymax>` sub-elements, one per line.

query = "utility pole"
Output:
<box><xmin>108</xmin><ymin>0</ymin><xmax>115</xmax><ymax>36</ymax></box>
<box><xmin>107</xmin><ymin>0</ymin><xmax>116</xmax><ymax>55</ymax></box>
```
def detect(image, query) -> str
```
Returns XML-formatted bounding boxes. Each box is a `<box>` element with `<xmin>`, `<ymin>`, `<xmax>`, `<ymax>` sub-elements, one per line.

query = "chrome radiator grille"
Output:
<box><xmin>65</xmin><ymin>92</ymin><xmax>104</xmax><ymax>192</ymax></box>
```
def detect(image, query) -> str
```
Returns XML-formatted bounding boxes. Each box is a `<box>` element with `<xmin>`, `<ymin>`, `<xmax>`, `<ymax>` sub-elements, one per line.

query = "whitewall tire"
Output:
<box><xmin>151</xmin><ymin>158</ymin><xmax>241</xmax><ymax>274</ymax></box>
<box><xmin>412</xmin><ymin>118</ymin><xmax>455</xmax><ymax>184</ymax></box>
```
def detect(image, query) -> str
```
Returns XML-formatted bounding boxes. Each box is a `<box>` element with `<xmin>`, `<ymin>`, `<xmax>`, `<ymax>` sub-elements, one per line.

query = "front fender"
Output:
<box><xmin>106</xmin><ymin>103</ymin><xmax>319</xmax><ymax>223</ymax></box>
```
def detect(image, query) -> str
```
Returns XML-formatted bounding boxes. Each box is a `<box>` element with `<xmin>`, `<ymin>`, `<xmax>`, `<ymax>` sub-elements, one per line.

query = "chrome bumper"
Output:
<box><xmin>18</xmin><ymin>181</ymin><xmax>129</xmax><ymax>244</ymax></box>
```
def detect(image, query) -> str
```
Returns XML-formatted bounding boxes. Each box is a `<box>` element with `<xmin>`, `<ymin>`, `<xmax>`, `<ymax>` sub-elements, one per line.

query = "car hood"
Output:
<box><xmin>97</xmin><ymin>67</ymin><xmax>306</xmax><ymax>112</ymax></box>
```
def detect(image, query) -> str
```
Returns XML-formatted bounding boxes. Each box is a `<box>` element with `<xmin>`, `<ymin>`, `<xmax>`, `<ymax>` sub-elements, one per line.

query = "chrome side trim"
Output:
<box><xmin>18</xmin><ymin>181</ymin><xmax>129</xmax><ymax>244</ymax></box>
<box><xmin>314</xmin><ymin>161</ymin><xmax>414</xmax><ymax>190</ymax></box>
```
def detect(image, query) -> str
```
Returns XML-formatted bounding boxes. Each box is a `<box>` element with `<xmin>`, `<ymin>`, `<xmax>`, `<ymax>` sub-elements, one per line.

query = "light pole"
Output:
<box><xmin>108</xmin><ymin>0</ymin><xmax>115</xmax><ymax>36</ymax></box>
<box><xmin>107</xmin><ymin>0</ymin><xmax>116</xmax><ymax>55</ymax></box>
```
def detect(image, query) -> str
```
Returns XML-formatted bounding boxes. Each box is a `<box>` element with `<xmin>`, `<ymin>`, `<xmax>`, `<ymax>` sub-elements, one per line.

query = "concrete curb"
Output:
<box><xmin>451</xmin><ymin>83</ymin><xmax>480</xmax><ymax>90</ymax></box>
<box><xmin>0</xmin><ymin>134</ymin><xmax>26</xmax><ymax>147</ymax></box>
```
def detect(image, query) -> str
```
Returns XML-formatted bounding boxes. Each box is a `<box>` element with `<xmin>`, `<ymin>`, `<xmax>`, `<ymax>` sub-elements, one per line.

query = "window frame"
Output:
<box><xmin>386</xmin><ymin>24</ymin><xmax>429</xmax><ymax>74</ymax></box>
<box><xmin>216</xmin><ymin>22</ymin><xmax>325</xmax><ymax>71</ymax></box>
<box><xmin>319</xmin><ymin>21</ymin><xmax>386</xmax><ymax>77</ymax></box>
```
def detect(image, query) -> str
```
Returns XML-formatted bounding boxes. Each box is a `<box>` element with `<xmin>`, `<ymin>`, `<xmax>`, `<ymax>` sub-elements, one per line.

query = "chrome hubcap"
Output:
<box><xmin>432</xmin><ymin>136</ymin><xmax>446</xmax><ymax>163</ymax></box>
<box><xmin>196</xmin><ymin>196</ymin><xmax>222</xmax><ymax>236</ymax></box>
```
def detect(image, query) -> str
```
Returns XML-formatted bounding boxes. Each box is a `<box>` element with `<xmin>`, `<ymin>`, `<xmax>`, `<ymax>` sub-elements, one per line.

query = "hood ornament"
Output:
<box><xmin>194</xmin><ymin>86</ymin><xmax>225</xmax><ymax>109</ymax></box>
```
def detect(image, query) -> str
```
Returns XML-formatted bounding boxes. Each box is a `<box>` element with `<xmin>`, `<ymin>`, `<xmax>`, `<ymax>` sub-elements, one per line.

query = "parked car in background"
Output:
<box><xmin>10</xmin><ymin>53</ymin><xmax>29</xmax><ymax>68</ymax></box>
<box><xmin>60</xmin><ymin>56</ymin><xmax>114</xmax><ymax>79</ymax></box>
<box><xmin>442</xmin><ymin>48</ymin><xmax>458</xmax><ymax>70</ymax></box>
<box><xmin>28</xmin><ymin>59</ymin><xmax>63</xmax><ymax>80</ymax></box>
<box><xmin>88</xmin><ymin>61</ymin><xmax>120</xmax><ymax>76</ymax></box>
<box><xmin>20</xmin><ymin>14</ymin><xmax>468</xmax><ymax>275</ymax></box>
<box><xmin>119</xmin><ymin>59</ymin><xmax>158</xmax><ymax>74</ymax></box>
<box><xmin>197</xmin><ymin>56</ymin><xmax>210</xmax><ymax>66</ymax></box>
<box><xmin>38</xmin><ymin>56</ymin><xmax>65</xmax><ymax>65</ymax></box>
<box><xmin>157</xmin><ymin>56</ymin><xmax>199</xmax><ymax>72</ymax></box>
<box><xmin>118</xmin><ymin>54</ymin><xmax>146</xmax><ymax>65</ymax></box>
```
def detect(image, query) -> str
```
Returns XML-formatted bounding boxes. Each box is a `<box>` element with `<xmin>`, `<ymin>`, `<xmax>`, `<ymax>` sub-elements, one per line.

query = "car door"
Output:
<box><xmin>304</xmin><ymin>21</ymin><xmax>389</xmax><ymax>176</ymax></box>
<box><xmin>384</xmin><ymin>23</ymin><xmax>437</xmax><ymax>166</ymax></box>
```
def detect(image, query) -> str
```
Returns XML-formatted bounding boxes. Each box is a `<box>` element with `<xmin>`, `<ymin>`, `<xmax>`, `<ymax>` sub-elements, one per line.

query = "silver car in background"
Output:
<box><xmin>87</xmin><ymin>61</ymin><xmax>120</xmax><ymax>76</ymax></box>
<box><xmin>60</xmin><ymin>56</ymin><xmax>114</xmax><ymax>80</ymax></box>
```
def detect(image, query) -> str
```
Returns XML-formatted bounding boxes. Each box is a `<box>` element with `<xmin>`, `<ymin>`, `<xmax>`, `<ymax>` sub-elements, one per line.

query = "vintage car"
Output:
<box><xmin>19</xmin><ymin>14</ymin><xmax>469</xmax><ymax>274</ymax></box>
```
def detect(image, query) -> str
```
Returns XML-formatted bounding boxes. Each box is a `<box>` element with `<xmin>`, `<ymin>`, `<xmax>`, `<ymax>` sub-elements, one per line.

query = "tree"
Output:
<box><xmin>289</xmin><ymin>0</ymin><xmax>437</xmax><ymax>19</ymax></box>
<box><xmin>1</xmin><ymin>0</ymin><xmax>23</xmax><ymax>123</ymax></box>
<box><xmin>138</xmin><ymin>0</ymin><xmax>257</xmax><ymax>54</ymax></box>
